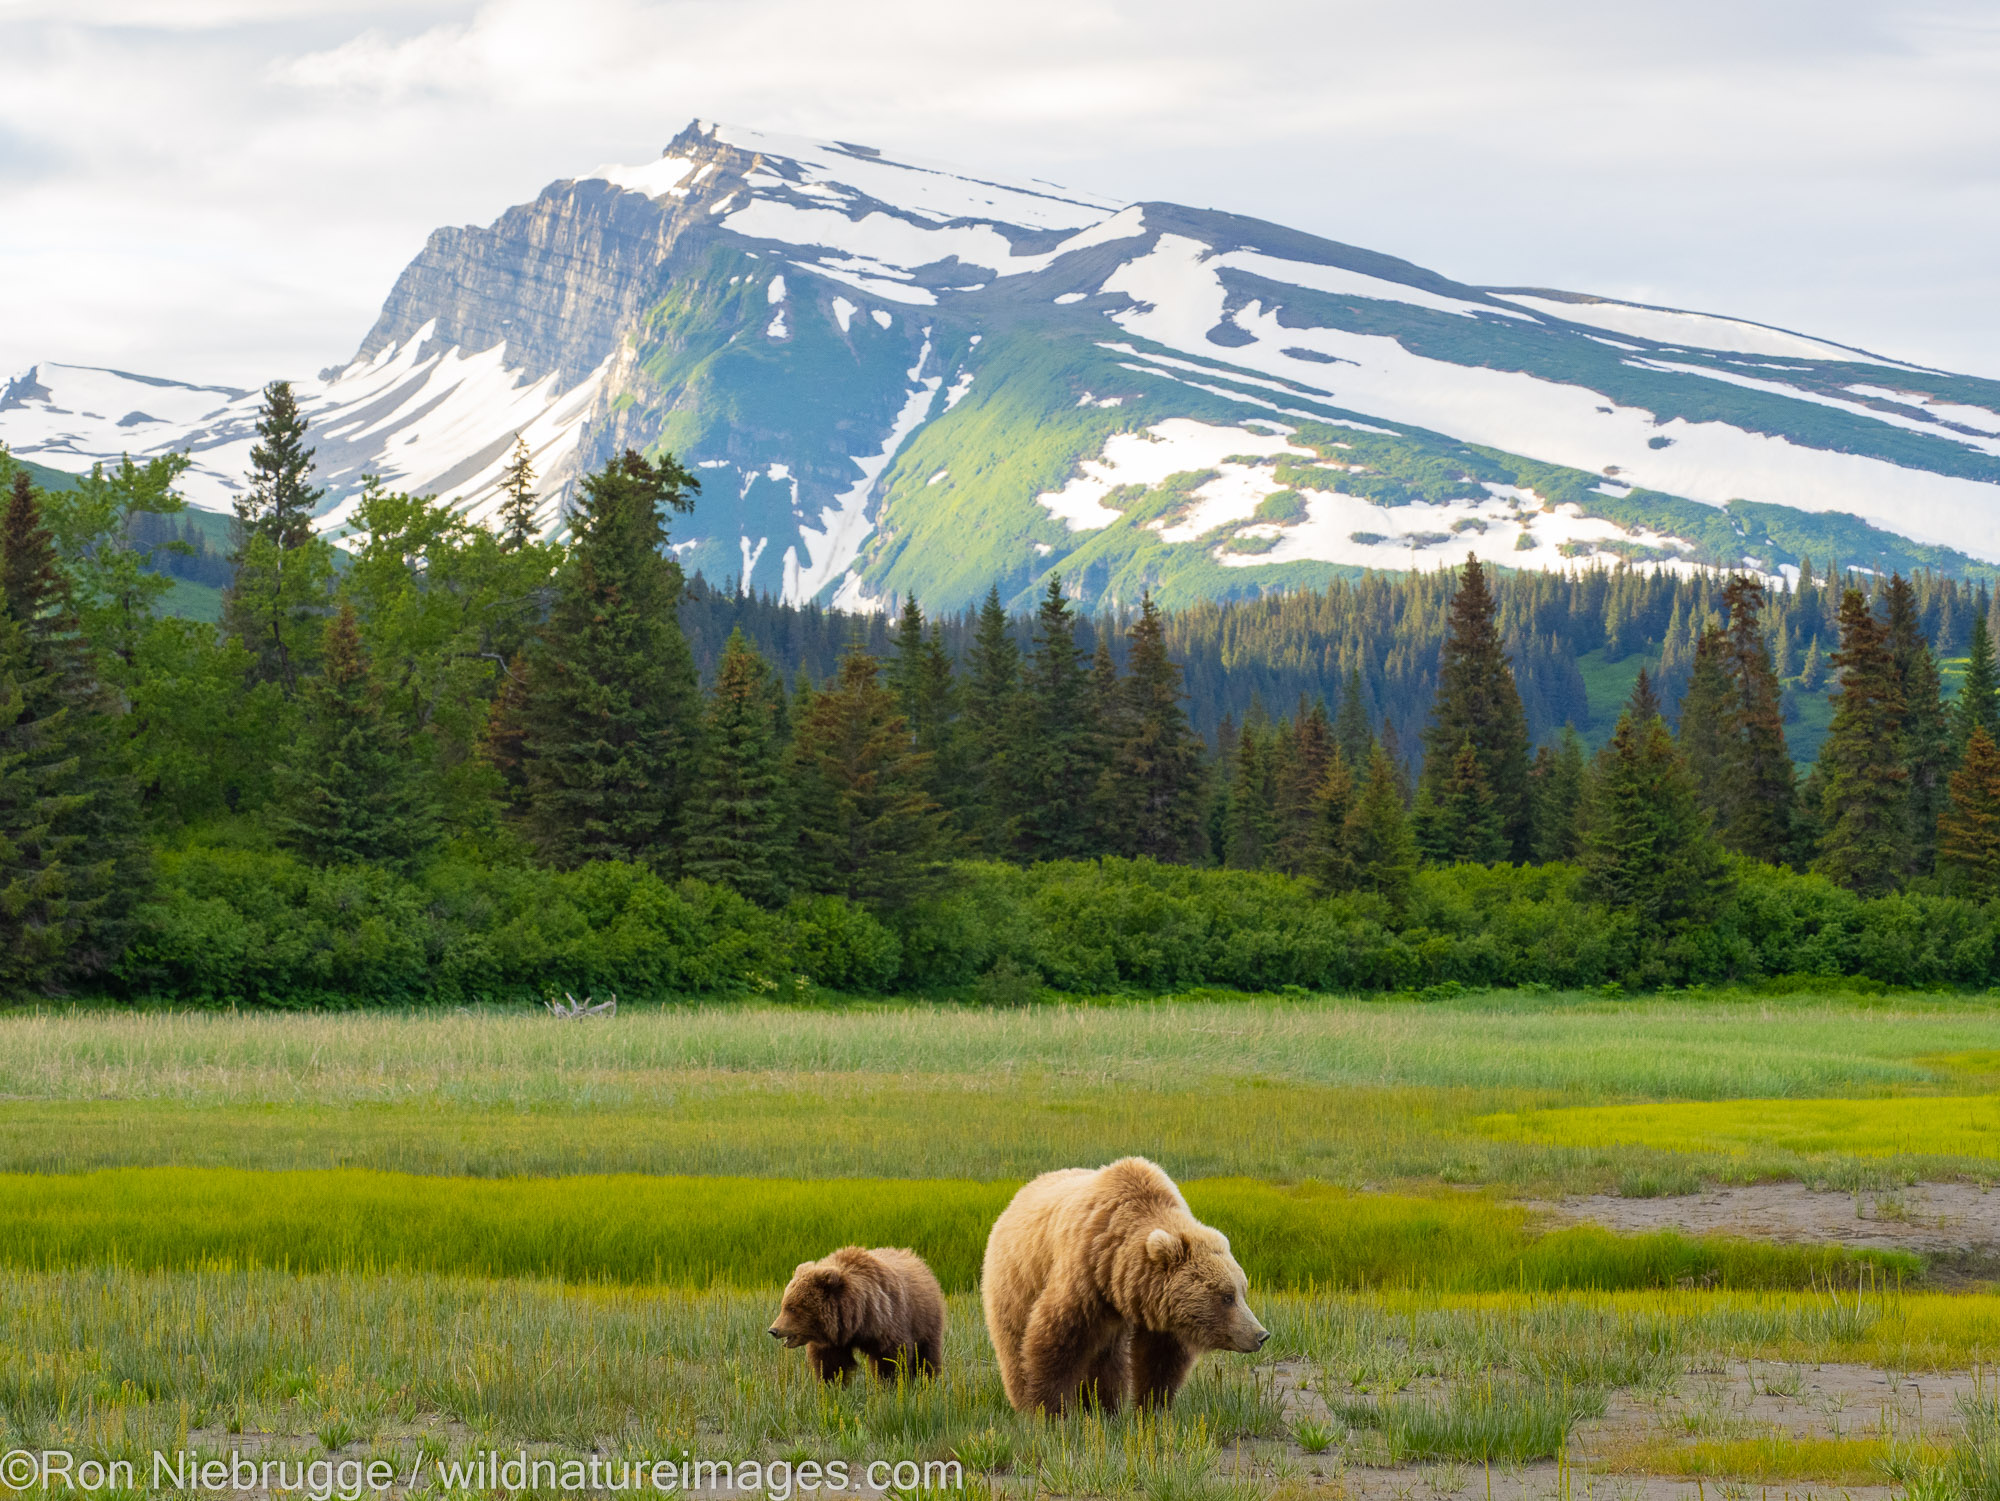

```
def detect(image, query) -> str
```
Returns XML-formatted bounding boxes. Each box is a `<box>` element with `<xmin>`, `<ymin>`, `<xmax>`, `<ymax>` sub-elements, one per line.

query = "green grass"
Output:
<box><xmin>0</xmin><ymin>1267</ymin><xmax>1986</xmax><ymax>1476</ymax></box>
<box><xmin>0</xmin><ymin>1168</ymin><xmax>1911</xmax><ymax>1292</ymax></box>
<box><xmin>2</xmin><ymin>996</ymin><xmax>1997</xmax><ymax>1193</ymax></box>
<box><xmin>156</xmin><ymin>574</ymin><xmax>224</xmax><ymax>622</ymax></box>
<box><xmin>9</xmin><ymin>993</ymin><xmax>1994</xmax><ymax>1103</ymax></box>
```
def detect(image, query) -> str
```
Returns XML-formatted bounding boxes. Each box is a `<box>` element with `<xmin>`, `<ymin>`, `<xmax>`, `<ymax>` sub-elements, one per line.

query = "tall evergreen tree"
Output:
<box><xmin>887</xmin><ymin>595</ymin><xmax>964</xmax><ymax>817</ymax></box>
<box><xmin>1675</xmin><ymin>628</ymin><xmax>1732</xmax><ymax>831</ymax></box>
<box><xmin>1626</xmin><ymin>667</ymin><xmax>1662</xmax><ymax>725</ymax></box>
<box><xmin>233</xmin><ymin>380</ymin><xmax>323</xmax><ymax>551</ymax></box>
<box><xmin>1014</xmin><ymin>577</ymin><xmax>1099</xmax><ymax>860</ymax></box>
<box><xmin>1305</xmin><ymin>748</ymin><xmax>1356</xmax><ymax>894</ymax></box>
<box><xmin>521</xmin><ymin>449</ymin><xmax>703</xmax><ymax>869</ymax></box>
<box><xmin>275</xmin><ymin>602</ymin><xmax>439</xmax><ymax>868</ymax></box>
<box><xmin>790</xmin><ymin>647</ymin><xmax>951</xmax><ymax>908</ymax></box>
<box><xmin>0</xmin><ymin>471</ymin><xmax>144</xmax><ymax>988</ymax></box>
<box><xmin>1528</xmin><ymin>727</ymin><xmax>1588</xmax><ymax>864</ymax></box>
<box><xmin>1717</xmin><ymin>575</ymin><xmax>1797</xmax><ymax>859</ymax></box>
<box><xmin>1223</xmin><ymin>726</ymin><xmax>1276</xmax><ymax>870</ymax></box>
<box><xmin>682</xmin><ymin>629</ymin><xmax>791</xmax><ymax>905</ymax></box>
<box><xmin>221</xmin><ymin>382</ymin><xmax>335</xmax><ymax>695</ymax></box>
<box><xmin>1272</xmin><ymin>698</ymin><xmax>1334</xmax><ymax>874</ymax></box>
<box><xmin>1333</xmin><ymin>665</ymin><xmax>1373</xmax><ymax>769</ymax></box>
<box><xmin>1348</xmin><ymin>743</ymin><xmax>1418</xmax><ymax>909</ymax></box>
<box><xmin>1939</xmin><ymin>726</ymin><xmax>2000</xmax><ymax>899</ymax></box>
<box><xmin>1815</xmin><ymin>587</ymin><xmax>1909</xmax><ymax>894</ymax></box>
<box><xmin>1579</xmin><ymin>710</ymin><xmax>1729</xmax><ymax>930</ymax></box>
<box><xmin>1415</xmin><ymin>737</ymin><xmax>1506</xmax><ymax>865</ymax></box>
<box><xmin>1955</xmin><ymin>610</ymin><xmax>2000</xmax><ymax>756</ymax></box>
<box><xmin>1420</xmin><ymin>556</ymin><xmax>1530</xmax><ymax>859</ymax></box>
<box><xmin>1884</xmin><ymin>574</ymin><xmax>1952</xmax><ymax>876</ymax></box>
<box><xmin>961</xmin><ymin>586</ymin><xmax>1021</xmax><ymax>855</ymax></box>
<box><xmin>497</xmin><ymin>435</ymin><xmax>538</xmax><ymax>550</ymax></box>
<box><xmin>1101</xmin><ymin>593</ymin><xmax>1207</xmax><ymax>864</ymax></box>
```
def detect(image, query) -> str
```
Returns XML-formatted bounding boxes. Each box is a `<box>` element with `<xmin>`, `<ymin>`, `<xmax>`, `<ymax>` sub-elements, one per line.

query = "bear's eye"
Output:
<box><xmin>1220</xmin><ymin>1290</ymin><xmax>1235</xmax><ymax>1306</ymax></box>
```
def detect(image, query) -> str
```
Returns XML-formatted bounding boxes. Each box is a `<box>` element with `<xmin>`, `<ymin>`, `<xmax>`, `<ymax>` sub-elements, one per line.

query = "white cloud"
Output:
<box><xmin>0</xmin><ymin>0</ymin><xmax>1996</xmax><ymax>385</ymax></box>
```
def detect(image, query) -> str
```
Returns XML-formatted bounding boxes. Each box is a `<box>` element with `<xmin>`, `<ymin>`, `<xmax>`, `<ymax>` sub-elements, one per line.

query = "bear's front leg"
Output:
<box><xmin>1129</xmin><ymin>1330</ymin><xmax>1197</xmax><ymax>1409</ymax></box>
<box><xmin>807</xmin><ymin>1342</ymin><xmax>855</xmax><ymax>1382</ymax></box>
<box><xmin>1081</xmin><ymin>1327</ymin><xmax>1132</xmax><ymax>1413</ymax></box>
<box><xmin>1019</xmin><ymin>1296</ymin><xmax>1119</xmax><ymax>1414</ymax></box>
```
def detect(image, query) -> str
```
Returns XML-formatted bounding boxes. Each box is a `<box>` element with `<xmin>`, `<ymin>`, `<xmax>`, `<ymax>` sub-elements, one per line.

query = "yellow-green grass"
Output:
<box><xmin>0</xmin><ymin>1167</ymin><xmax>1913</xmax><ymax>1292</ymax></box>
<box><xmin>1594</xmin><ymin>1434</ymin><xmax>1947</xmax><ymax>1484</ymax></box>
<box><xmin>1479</xmin><ymin>1094</ymin><xmax>2000</xmax><ymax>1159</ymax></box>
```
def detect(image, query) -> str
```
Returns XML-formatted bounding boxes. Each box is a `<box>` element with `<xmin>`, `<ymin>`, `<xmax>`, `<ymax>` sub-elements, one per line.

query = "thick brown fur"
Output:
<box><xmin>980</xmin><ymin>1157</ymin><xmax>1268</xmax><ymax>1415</ymax></box>
<box><xmin>768</xmin><ymin>1246</ymin><xmax>945</xmax><ymax>1382</ymax></box>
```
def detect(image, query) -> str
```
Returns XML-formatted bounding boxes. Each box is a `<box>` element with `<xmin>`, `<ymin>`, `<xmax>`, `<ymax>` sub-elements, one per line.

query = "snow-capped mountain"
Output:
<box><xmin>7</xmin><ymin>119</ymin><xmax>2000</xmax><ymax>611</ymax></box>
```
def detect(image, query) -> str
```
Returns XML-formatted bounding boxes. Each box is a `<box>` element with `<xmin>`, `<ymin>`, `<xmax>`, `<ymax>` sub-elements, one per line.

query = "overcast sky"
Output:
<box><xmin>1</xmin><ymin>0</ymin><xmax>1996</xmax><ymax>388</ymax></box>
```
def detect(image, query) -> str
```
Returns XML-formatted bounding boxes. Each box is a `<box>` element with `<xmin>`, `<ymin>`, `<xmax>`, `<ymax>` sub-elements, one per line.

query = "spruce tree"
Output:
<box><xmin>1885</xmin><ymin>574</ymin><xmax>1952</xmax><ymax>876</ymax></box>
<box><xmin>1675</xmin><ymin>628</ymin><xmax>1732</xmax><ymax>830</ymax></box>
<box><xmin>962</xmin><ymin>586</ymin><xmax>1021</xmax><ymax>854</ymax></box>
<box><xmin>1272</xmin><ymin>697</ymin><xmax>1333</xmax><ymax>874</ymax></box>
<box><xmin>1014</xmin><ymin>577</ymin><xmax>1099</xmax><ymax>860</ymax></box>
<box><xmin>1101</xmin><ymin>593</ymin><xmax>1206</xmax><ymax>863</ymax></box>
<box><xmin>887</xmin><ymin>595</ymin><xmax>964</xmax><ymax>817</ymax></box>
<box><xmin>682</xmin><ymin>629</ymin><xmax>791</xmax><ymax>905</ymax></box>
<box><xmin>1305</xmin><ymin>748</ymin><xmax>1356</xmax><ymax>894</ymax></box>
<box><xmin>1224</xmin><ymin>727</ymin><xmax>1277</xmax><ymax>869</ymax></box>
<box><xmin>1627</xmin><ymin>667</ymin><xmax>1662</xmax><ymax>724</ymax></box>
<box><xmin>522</xmin><ymin>449</ymin><xmax>703</xmax><ymax>869</ymax></box>
<box><xmin>1955</xmin><ymin>611</ymin><xmax>2000</xmax><ymax>755</ymax></box>
<box><xmin>1814</xmin><ymin>587</ymin><xmax>1909</xmax><ymax>895</ymax></box>
<box><xmin>1939</xmin><ymin>726</ymin><xmax>2000</xmax><ymax>899</ymax></box>
<box><xmin>275</xmin><ymin>602</ymin><xmax>439</xmax><ymax>868</ymax></box>
<box><xmin>790</xmin><ymin>647</ymin><xmax>951</xmax><ymax>908</ymax></box>
<box><xmin>1334</xmin><ymin>665</ymin><xmax>1373</xmax><ymax>768</ymax></box>
<box><xmin>234</xmin><ymin>379</ymin><xmax>323</xmax><ymax>550</ymax></box>
<box><xmin>222</xmin><ymin>382</ymin><xmax>333</xmax><ymax>695</ymax></box>
<box><xmin>1528</xmin><ymin>727</ymin><xmax>1588</xmax><ymax>863</ymax></box>
<box><xmin>497</xmin><ymin>435</ymin><xmax>538</xmax><ymax>550</ymax></box>
<box><xmin>1415</xmin><ymin>737</ymin><xmax>1506</xmax><ymax>865</ymax></box>
<box><xmin>1349</xmin><ymin>743</ymin><xmax>1418</xmax><ymax>909</ymax></box>
<box><xmin>1420</xmin><ymin>556</ymin><xmax>1530</xmax><ymax>858</ymax></box>
<box><xmin>1579</xmin><ymin>710</ymin><xmax>1729</xmax><ymax>930</ymax></box>
<box><xmin>0</xmin><ymin>472</ymin><xmax>144</xmax><ymax>988</ymax></box>
<box><xmin>1717</xmin><ymin>575</ymin><xmax>1797</xmax><ymax>858</ymax></box>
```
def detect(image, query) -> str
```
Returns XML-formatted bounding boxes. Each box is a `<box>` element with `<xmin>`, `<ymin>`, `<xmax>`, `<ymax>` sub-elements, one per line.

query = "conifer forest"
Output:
<box><xmin>8</xmin><ymin>383</ymin><xmax>2000</xmax><ymax>1004</ymax></box>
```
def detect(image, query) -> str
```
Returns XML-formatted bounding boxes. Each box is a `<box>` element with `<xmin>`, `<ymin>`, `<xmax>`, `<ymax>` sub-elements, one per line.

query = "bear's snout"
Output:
<box><xmin>767</xmin><ymin>1326</ymin><xmax>784</xmax><ymax>1340</ymax></box>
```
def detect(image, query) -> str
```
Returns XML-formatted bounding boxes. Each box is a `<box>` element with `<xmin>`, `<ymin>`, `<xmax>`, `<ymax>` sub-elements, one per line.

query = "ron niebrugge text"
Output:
<box><xmin>1</xmin><ymin>1450</ymin><xmax>965</xmax><ymax>1497</ymax></box>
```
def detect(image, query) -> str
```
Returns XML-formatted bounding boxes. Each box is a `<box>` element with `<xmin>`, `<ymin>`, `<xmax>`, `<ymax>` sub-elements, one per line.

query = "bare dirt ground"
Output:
<box><xmin>1542</xmin><ymin>1182</ymin><xmax>2000</xmax><ymax>1274</ymax></box>
<box><xmin>1264</xmin><ymin>1356</ymin><xmax>1981</xmax><ymax>1498</ymax></box>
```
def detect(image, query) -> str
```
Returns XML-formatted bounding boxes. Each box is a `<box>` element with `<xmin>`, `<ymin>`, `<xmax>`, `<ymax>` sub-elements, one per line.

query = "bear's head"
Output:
<box><xmin>1144</xmin><ymin>1226</ymin><xmax>1268</xmax><ymax>1354</ymax></box>
<box><xmin>769</xmin><ymin>1260</ymin><xmax>849</xmax><ymax>1348</ymax></box>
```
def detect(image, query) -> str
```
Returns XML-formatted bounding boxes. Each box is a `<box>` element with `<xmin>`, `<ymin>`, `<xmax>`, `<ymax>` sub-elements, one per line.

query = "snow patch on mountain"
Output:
<box><xmin>1036</xmin><ymin>418</ymin><xmax>1308</xmax><ymax>533</ymax></box>
<box><xmin>784</xmin><ymin>337</ymin><xmax>940</xmax><ymax>603</ymax></box>
<box><xmin>1101</xmin><ymin>234</ymin><xmax>2000</xmax><ymax>560</ymax></box>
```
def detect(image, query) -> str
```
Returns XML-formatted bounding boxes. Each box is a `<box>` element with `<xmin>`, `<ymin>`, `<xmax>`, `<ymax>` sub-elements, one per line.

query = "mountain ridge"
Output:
<box><xmin>5</xmin><ymin>118</ymin><xmax>1999</xmax><ymax>612</ymax></box>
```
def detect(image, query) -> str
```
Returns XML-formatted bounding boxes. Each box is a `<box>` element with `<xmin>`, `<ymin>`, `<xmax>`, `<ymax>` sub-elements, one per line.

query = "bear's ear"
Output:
<box><xmin>793</xmin><ymin>1262</ymin><xmax>817</xmax><ymax>1280</ymax></box>
<box><xmin>1146</xmin><ymin>1228</ymin><xmax>1188</xmax><ymax>1266</ymax></box>
<box><xmin>814</xmin><ymin>1267</ymin><xmax>846</xmax><ymax>1294</ymax></box>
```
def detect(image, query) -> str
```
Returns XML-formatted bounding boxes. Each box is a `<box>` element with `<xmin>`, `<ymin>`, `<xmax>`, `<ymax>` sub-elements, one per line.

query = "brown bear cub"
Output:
<box><xmin>768</xmin><ymin>1246</ymin><xmax>945</xmax><ymax>1382</ymax></box>
<box><xmin>981</xmin><ymin>1156</ymin><xmax>1267</xmax><ymax>1414</ymax></box>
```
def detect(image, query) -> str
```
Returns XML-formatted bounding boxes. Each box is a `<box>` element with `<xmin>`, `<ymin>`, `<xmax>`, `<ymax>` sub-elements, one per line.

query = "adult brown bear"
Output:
<box><xmin>981</xmin><ymin>1157</ymin><xmax>1267</xmax><ymax>1413</ymax></box>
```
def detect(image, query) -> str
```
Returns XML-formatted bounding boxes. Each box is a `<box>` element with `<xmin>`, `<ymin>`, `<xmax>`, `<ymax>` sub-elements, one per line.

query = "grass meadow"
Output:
<box><xmin>2</xmin><ymin>988</ymin><xmax>1999</xmax><ymax>1495</ymax></box>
